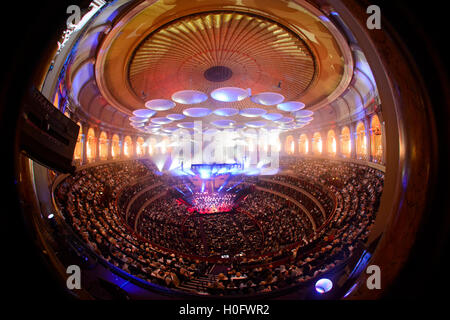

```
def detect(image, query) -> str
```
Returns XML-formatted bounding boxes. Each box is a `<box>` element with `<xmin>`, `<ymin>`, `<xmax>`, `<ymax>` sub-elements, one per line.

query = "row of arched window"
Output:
<box><xmin>73</xmin><ymin>125</ymin><xmax>171</xmax><ymax>163</ymax></box>
<box><xmin>285</xmin><ymin>115</ymin><xmax>383</xmax><ymax>163</ymax></box>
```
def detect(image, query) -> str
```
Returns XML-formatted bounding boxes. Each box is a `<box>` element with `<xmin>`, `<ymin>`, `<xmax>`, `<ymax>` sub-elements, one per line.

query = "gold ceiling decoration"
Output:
<box><xmin>128</xmin><ymin>11</ymin><xmax>317</xmax><ymax>106</ymax></box>
<box><xmin>93</xmin><ymin>0</ymin><xmax>352</xmax><ymax>129</ymax></box>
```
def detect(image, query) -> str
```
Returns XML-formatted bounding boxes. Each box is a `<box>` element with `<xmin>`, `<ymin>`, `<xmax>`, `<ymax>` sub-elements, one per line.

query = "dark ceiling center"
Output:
<box><xmin>204</xmin><ymin>66</ymin><xmax>233</xmax><ymax>82</ymax></box>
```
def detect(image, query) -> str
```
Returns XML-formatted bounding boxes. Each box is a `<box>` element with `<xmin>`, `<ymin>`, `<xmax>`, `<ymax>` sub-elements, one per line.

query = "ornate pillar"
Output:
<box><xmin>335</xmin><ymin>126</ymin><xmax>341</xmax><ymax>158</ymax></box>
<box><xmin>120</xmin><ymin>135</ymin><xmax>125</xmax><ymax>159</ymax></box>
<box><xmin>307</xmin><ymin>133</ymin><xmax>313</xmax><ymax>156</ymax></box>
<box><xmin>81</xmin><ymin>124</ymin><xmax>87</xmax><ymax>165</ymax></box>
<box><xmin>94</xmin><ymin>128</ymin><xmax>100</xmax><ymax>162</ymax></box>
<box><xmin>106</xmin><ymin>132</ymin><xmax>112</xmax><ymax>160</ymax></box>
<box><xmin>364</xmin><ymin>116</ymin><xmax>372</xmax><ymax>162</ymax></box>
<box><xmin>350</xmin><ymin>122</ymin><xmax>357</xmax><ymax>160</ymax></box>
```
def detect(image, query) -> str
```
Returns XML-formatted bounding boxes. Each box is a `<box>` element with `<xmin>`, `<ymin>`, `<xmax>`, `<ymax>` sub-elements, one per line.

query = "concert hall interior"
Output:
<box><xmin>2</xmin><ymin>0</ymin><xmax>448</xmax><ymax>301</ymax></box>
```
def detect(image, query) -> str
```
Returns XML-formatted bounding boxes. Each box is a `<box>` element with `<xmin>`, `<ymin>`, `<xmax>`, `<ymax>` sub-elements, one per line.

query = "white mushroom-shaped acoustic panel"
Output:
<box><xmin>275</xmin><ymin>116</ymin><xmax>294</xmax><ymax>124</ymax></box>
<box><xmin>210</xmin><ymin>87</ymin><xmax>249</xmax><ymax>102</ymax></box>
<box><xmin>129</xmin><ymin>116</ymin><xmax>148</xmax><ymax>122</ymax></box>
<box><xmin>212</xmin><ymin>120</ymin><xmax>236</xmax><ymax>128</ymax></box>
<box><xmin>151</xmin><ymin>117</ymin><xmax>173</xmax><ymax>125</ymax></box>
<box><xmin>183</xmin><ymin>107</ymin><xmax>212</xmax><ymax>117</ymax></box>
<box><xmin>133</xmin><ymin>109</ymin><xmax>156</xmax><ymax>117</ymax></box>
<box><xmin>166</xmin><ymin>113</ymin><xmax>186</xmax><ymax>121</ymax></box>
<box><xmin>292</xmin><ymin>109</ymin><xmax>314</xmax><ymax>118</ymax></box>
<box><xmin>145</xmin><ymin>99</ymin><xmax>176</xmax><ymax>111</ymax></box>
<box><xmin>296</xmin><ymin>116</ymin><xmax>314</xmax><ymax>122</ymax></box>
<box><xmin>245</xmin><ymin>120</ymin><xmax>267</xmax><ymax>128</ymax></box>
<box><xmin>251</xmin><ymin>92</ymin><xmax>285</xmax><ymax>106</ymax></box>
<box><xmin>262</xmin><ymin>113</ymin><xmax>284</xmax><ymax>121</ymax></box>
<box><xmin>240</xmin><ymin>108</ymin><xmax>267</xmax><ymax>117</ymax></box>
<box><xmin>162</xmin><ymin>127</ymin><xmax>179</xmax><ymax>133</ymax></box>
<box><xmin>177</xmin><ymin>122</ymin><xmax>195</xmax><ymax>129</ymax></box>
<box><xmin>213</xmin><ymin>108</ymin><xmax>240</xmax><ymax>117</ymax></box>
<box><xmin>277</xmin><ymin>101</ymin><xmax>305</xmax><ymax>112</ymax></box>
<box><xmin>130</xmin><ymin>122</ymin><xmax>146</xmax><ymax>127</ymax></box>
<box><xmin>279</xmin><ymin>123</ymin><xmax>296</xmax><ymax>129</ymax></box>
<box><xmin>172</xmin><ymin>90</ymin><xmax>208</xmax><ymax>104</ymax></box>
<box><xmin>145</xmin><ymin>124</ymin><xmax>161</xmax><ymax>129</ymax></box>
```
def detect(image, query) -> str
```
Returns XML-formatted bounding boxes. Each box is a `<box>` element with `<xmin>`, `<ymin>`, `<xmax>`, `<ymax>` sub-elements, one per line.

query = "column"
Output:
<box><xmin>81</xmin><ymin>124</ymin><xmax>87</xmax><ymax>165</ymax></box>
<box><xmin>335</xmin><ymin>127</ymin><xmax>341</xmax><ymax>158</ymax></box>
<box><xmin>307</xmin><ymin>133</ymin><xmax>313</xmax><ymax>156</ymax></box>
<box><xmin>350</xmin><ymin>123</ymin><xmax>357</xmax><ymax>160</ymax></box>
<box><xmin>364</xmin><ymin>116</ymin><xmax>372</xmax><ymax>162</ymax></box>
<box><xmin>381</xmin><ymin>119</ymin><xmax>387</xmax><ymax>164</ymax></box>
<box><xmin>120</xmin><ymin>135</ymin><xmax>125</xmax><ymax>159</ymax></box>
<box><xmin>95</xmin><ymin>129</ymin><xmax>100</xmax><ymax>162</ymax></box>
<box><xmin>106</xmin><ymin>132</ymin><xmax>112</xmax><ymax>160</ymax></box>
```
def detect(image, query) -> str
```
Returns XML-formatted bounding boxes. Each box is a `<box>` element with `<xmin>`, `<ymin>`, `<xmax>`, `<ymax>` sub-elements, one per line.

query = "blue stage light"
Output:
<box><xmin>315</xmin><ymin>278</ymin><xmax>333</xmax><ymax>294</ymax></box>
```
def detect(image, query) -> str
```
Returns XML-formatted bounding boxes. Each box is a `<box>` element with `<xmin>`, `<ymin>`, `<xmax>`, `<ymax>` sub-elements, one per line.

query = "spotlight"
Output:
<box><xmin>315</xmin><ymin>278</ymin><xmax>333</xmax><ymax>294</ymax></box>
<box><xmin>47</xmin><ymin>213</ymin><xmax>54</xmax><ymax>219</ymax></box>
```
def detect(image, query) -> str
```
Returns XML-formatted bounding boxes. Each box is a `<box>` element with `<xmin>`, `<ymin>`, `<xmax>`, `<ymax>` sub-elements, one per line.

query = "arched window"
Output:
<box><xmin>99</xmin><ymin>131</ymin><xmax>108</xmax><ymax>160</ymax></box>
<box><xmin>124</xmin><ymin>136</ymin><xmax>132</xmax><ymax>157</ymax></box>
<box><xmin>136</xmin><ymin>137</ymin><xmax>145</xmax><ymax>157</ymax></box>
<box><xmin>111</xmin><ymin>134</ymin><xmax>120</xmax><ymax>159</ymax></box>
<box><xmin>356</xmin><ymin>121</ymin><xmax>368</xmax><ymax>160</ymax></box>
<box><xmin>285</xmin><ymin>135</ymin><xmax>295</xmax><ymax>154</ymax></box>
<box><xmin>312</xmin><ymin>132</ymin><xmax>322</xmax><ymax>155</ymax></box>
<box><xmin>327</xmin><ymin>130</ymin><xmax>336</xmax><ymax>156</ymax></box>
<box><xmin>371</xmin><ymin>115</ymin><xmax>383</xmax><ymax>163</ymax></box>
<box><xmin>341</xmin><ymin>126</ymin><xmax>351</xmax><ymax>158</ymax></box>
<box><xmin>298</xmin><ymin>134</ymin><xmax>309</xmax><ymax>154</ymax></box>
<box><xmin>86</xmin><ymin>128</ymin><xmax>96</xmax><ymax>162</ymax></box>
<box><xmin>73</xmin><ymin>122</ymin><xmax>82</xmax><ymax>161</ymax></box>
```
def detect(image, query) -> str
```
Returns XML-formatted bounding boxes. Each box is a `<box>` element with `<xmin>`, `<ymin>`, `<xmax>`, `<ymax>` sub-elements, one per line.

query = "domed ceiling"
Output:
<box><xmin>68</xmin><ymin>0</ymin><xmax>354</xmax><ymax>134</ymax></box>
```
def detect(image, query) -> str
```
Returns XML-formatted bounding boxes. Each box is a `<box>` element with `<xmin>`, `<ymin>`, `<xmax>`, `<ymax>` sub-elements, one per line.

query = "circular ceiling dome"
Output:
<box><xmin>128</xmin><ymin>11</ymin><xmax>317</xmax><ymax>109</ymax></box>
<box><xmin>204</xmin><ymin>66</ymin><xmax>233</xmax><ymax>82</ymax></box>
<box><xmin>172</xmin><ymin>90</ymin><xmax>208</xmax><ymax>104</ymax></box>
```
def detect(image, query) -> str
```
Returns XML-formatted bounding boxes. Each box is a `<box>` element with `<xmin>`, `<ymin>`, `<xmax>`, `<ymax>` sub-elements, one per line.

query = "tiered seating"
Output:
<box><xmin>54</xmin><ymin>157</ymin><xmax>384</xmax><ymax>296</ymax></box>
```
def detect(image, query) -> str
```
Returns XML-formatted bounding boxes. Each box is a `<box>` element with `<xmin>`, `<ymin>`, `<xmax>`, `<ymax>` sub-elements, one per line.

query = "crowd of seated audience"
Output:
<box><xmin>54</xmin><ymin>157</ymin><xmax>383</xmax><ymax>296</ymax></box>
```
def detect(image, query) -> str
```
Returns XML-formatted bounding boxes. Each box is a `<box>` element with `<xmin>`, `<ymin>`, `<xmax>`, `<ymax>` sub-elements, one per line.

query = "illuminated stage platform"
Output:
<box><xmin>188</xmin><ymin>163</ymin><xmax>243</xmax><ymax>179</ymax></box>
